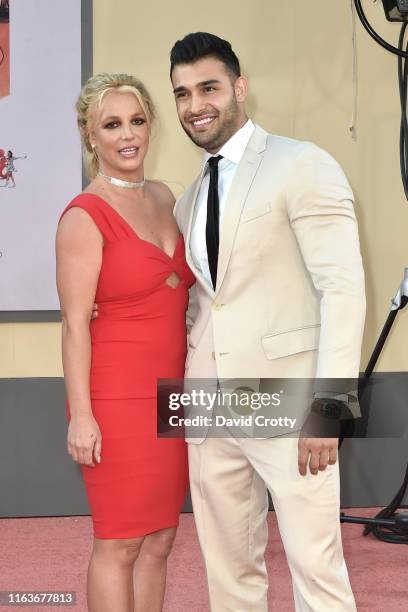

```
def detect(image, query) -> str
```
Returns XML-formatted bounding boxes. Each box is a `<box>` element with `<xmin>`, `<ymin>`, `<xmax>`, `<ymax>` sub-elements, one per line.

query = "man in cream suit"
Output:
<box><xmin>170</xmin><ymin>33</ymin><xmax>365</xmax><ymax>611</ymax></box>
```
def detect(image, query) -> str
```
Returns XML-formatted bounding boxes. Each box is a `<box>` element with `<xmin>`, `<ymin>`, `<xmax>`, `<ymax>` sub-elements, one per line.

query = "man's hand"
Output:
<box><xmin>298</xmin><ymin>437</ymin><xmax>338</xmax><ymax>476</ymax></box>
<box><xmin>298</xmin><ymin>400</ymin><xmax>342</xmax><ymax>475</ymax></box>
<box><xmin>91</xmin><ymin>303</ymin><xmax>98</xmax><ymax>320</ymax></box>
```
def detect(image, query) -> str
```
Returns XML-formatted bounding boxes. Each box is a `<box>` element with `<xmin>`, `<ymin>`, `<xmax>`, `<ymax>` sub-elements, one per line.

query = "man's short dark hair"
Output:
<box><xmin>170</xmin><ymin>32</ymin><xmax>241</xmax><ymax>79</ymax></box>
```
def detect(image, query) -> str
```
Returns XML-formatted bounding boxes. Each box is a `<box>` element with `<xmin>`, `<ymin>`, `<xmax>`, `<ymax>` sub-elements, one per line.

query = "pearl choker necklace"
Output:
<box><xmin>97</xmin><ymin>171</ymin><xmax>145</xmax><ymax>189</ymax></box>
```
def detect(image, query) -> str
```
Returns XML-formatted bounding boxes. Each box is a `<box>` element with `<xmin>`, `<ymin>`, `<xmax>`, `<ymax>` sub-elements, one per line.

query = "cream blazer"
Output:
<box><xmin>174</xmin><ymin>124</ymin><xmax>366</xmax><ymax>443</ymax></box>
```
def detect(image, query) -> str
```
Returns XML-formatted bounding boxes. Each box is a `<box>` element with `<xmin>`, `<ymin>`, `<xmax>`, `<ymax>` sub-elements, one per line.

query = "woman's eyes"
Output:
<box><xmin>104</xmin><ymin>119</ymin><xmax>145</xmax><ymax>129</ymax></box>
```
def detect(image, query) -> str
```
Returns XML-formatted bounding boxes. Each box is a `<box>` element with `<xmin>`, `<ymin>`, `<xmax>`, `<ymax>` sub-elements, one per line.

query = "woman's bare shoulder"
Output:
<box><xmin>147</xmin><ymin>180</ymin><xmax>176</xmax><ymax>210</ymax></box>
<box><xmin>57</xmin><ymin>204</ymin><xmax>102</xmax><ymax>247</ymax></box>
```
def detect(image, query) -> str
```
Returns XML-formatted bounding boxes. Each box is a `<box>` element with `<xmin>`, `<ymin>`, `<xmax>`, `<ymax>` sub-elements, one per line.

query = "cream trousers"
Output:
<box><xmin>188</xmin><ymin>434</ymin><xmax>357</xmax><ymax>612</ymax></box>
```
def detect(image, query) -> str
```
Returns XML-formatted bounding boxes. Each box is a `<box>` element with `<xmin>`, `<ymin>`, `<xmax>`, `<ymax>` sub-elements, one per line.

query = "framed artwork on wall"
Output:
<box><xmin>0</xmin><ymin>0</ymin><xmax>92</xmax><ymax>318</ymax></box>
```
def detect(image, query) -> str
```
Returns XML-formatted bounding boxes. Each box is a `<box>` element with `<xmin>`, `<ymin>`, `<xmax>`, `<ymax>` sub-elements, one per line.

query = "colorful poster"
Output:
<box><xmin>0</xmin><ymin>0</ymin><xmax>82</xmax><ymax>310</ymax></box>
<box><xmin>0</xmin><ymin>0</ymin><xmax>9</xmax><ymax>99</ymax></box>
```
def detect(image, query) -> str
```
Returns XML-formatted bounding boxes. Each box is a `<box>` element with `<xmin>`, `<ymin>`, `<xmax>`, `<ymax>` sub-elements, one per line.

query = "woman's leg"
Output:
<box><xmin>87</xmin><ymin>536</ymin><xmax>144</xmax><ymax>612</ymax></box>
<box><xmin>133</xmin><ymin>526</ymin><xmax>177</xmax><ymax>612</ymax></box>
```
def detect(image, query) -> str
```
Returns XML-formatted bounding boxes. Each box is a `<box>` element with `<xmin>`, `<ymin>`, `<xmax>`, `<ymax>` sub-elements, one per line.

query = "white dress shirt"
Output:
<box><xmin>190</xmin><ymin>119</ymin><xmax>255</xmax><ymax>286</ymax></box>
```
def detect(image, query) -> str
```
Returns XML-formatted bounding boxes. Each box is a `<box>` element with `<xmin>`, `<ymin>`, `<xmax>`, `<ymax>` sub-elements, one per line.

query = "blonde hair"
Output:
<box><xmin>76</xmin><ymin>73</ymin><xmax>156</xmax><ymax>179</ymax></box>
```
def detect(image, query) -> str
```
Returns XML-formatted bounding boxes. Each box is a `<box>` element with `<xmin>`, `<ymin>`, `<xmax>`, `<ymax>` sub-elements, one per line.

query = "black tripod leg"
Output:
<box><xmin>364</xmin><ymin>309</ymin><xmax>399</xmax><ymax>379</ymax></box>
<box><xmin>364</xmin><ymin>464</ymin><xmax>408</xmax><ymax>535</ymax></box>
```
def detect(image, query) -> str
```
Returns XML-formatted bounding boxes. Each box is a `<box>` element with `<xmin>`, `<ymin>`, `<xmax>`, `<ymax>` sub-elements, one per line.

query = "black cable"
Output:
<box><xmin>398</xmin><ymin>23</ymin><xmax>408</xmax><ymax>198</ymax></box>
<box><xmin>354</xmin><ymin>0</ymin><xmax>408</xmax><ymax>58</ymax></box>
<box><xmin>355</xmin><ymin>2</ymin><xmax>408</xmax><ymax>200</ymax></box>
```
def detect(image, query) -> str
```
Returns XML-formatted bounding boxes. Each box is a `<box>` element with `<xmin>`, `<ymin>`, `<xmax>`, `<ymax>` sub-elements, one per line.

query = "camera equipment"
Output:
<box><xmin>383</xmin><ymin>1</ymin><xmax>408</xmax><ymax>22</ymax></box>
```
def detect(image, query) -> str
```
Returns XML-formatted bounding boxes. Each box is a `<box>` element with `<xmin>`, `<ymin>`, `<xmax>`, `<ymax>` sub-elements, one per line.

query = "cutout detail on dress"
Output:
<box><xmin>165</xmin><ymin>272</ymin><xmax>181</xmax><ymax>288</ymax></box>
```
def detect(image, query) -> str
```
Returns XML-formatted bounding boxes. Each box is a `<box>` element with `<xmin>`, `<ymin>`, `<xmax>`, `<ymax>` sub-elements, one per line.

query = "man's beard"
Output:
<box><xmin>181</xmin><ymin>96</ymin><xmax>241</xmax><ymax>151</ymax></box>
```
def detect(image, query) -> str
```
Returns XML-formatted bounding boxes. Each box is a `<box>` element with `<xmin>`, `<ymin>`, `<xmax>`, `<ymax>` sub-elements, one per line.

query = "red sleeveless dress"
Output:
<box><xmin>59</xmin><ymin>192</ymin><xmax>195</xmax><ymax>539</ymax></box>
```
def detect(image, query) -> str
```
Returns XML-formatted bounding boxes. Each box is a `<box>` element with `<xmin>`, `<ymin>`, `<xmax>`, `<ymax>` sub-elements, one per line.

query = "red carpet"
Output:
<box><xmin>0</xmin><ymin>510</ymin><xmax>407</xmax><ymax>611</ymax></box>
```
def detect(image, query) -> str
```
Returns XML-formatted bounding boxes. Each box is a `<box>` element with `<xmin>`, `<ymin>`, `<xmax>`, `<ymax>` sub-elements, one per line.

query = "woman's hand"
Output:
<box><xmin>67</xmin><ymin>413</ymin><xmax>102</xmax><ymax>467</ymax></box>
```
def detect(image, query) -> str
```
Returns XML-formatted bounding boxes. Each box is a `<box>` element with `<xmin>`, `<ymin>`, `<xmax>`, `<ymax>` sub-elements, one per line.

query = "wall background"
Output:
<box><xmin>1</xmin><ymin>0</ymin><xmax>408</xmax><ymax>375</ymax></box>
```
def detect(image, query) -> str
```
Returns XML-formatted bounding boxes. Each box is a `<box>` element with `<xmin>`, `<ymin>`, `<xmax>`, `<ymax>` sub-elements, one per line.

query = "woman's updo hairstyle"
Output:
<box><xmin>76</xmin><ymin>73</ymin><xmax>156</xmax><ymax>178</ymax></box>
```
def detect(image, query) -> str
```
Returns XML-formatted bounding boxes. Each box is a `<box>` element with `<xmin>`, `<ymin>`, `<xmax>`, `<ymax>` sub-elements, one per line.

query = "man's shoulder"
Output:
<box><xmin>256</xmin><ymin>126</ymin><xmax>338</xmax><ymax>165</ymax></box>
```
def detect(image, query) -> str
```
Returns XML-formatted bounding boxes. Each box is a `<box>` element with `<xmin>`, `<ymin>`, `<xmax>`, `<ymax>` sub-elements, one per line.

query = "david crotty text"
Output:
<box><xmin>168</xmin><ymin>415</ymin><xmax>297</xmax><ymax>429</ymax></box>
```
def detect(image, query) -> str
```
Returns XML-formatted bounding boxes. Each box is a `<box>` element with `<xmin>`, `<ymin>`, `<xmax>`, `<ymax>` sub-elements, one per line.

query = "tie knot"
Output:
<box><xmin>208</xmin><ymin>155</ymin><xmax>223</xmax><ymax>169</ymax></box>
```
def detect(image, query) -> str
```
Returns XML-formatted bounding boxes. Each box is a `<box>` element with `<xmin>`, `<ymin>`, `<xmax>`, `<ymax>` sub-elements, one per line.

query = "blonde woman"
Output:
<box><xmin>56</xmin><ymin>74</ymin><xmax>194</xmax><ymax>612</ymax></box>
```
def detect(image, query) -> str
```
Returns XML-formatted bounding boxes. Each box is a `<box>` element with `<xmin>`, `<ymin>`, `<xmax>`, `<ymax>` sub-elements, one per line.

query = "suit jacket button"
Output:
<box><xmin>211</xmin><ymin>351</ymin><xmax>215</xmax><ymax>359</ymax></box>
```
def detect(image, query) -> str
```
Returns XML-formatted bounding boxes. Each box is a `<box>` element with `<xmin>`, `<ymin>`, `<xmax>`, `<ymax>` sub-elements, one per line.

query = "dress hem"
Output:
<box><xmin>92</xmin><ymin>519</ymin><xmax>181</xmax><ymax>540</ymax></box>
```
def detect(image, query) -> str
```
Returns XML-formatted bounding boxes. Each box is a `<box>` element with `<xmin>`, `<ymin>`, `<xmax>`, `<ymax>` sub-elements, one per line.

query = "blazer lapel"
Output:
<box><xmin>215</xmin><ymin>125</ymin><xmax>268</xmax><ymax>296</ymax></box>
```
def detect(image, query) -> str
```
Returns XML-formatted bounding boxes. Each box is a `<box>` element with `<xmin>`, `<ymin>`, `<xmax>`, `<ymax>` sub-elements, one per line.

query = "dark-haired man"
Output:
<box><xmin>171</xmin><ymin>32</ymin><xmax>364</xmax><ymax>611</ymax></box>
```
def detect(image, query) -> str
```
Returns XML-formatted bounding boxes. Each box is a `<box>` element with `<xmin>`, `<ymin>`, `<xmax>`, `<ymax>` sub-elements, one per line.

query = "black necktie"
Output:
<box><xmin>206</xmin><ymin>155</ymin><xmax>223</xmax><ymax>289</ymax></box>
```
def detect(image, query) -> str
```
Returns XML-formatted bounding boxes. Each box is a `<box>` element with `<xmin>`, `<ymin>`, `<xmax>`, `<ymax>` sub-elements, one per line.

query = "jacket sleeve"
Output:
<box><xmin>286</xmin><ymin>143</ymin><xmax>366</xmax><ymax>380</ymax></box>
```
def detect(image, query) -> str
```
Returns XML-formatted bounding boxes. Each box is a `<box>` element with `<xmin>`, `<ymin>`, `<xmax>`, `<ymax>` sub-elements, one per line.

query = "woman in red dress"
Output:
<box><xmin>56</xmin><ymin>73</ymin><xmax>194</xmax><ymax>612</ymax></box>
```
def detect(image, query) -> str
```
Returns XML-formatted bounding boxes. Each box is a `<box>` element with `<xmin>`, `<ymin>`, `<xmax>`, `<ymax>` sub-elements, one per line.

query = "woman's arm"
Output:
<box><xmin>56</xmin><ymin>207</ymin><xmax>103</xmax><ymax>467</ymax></box>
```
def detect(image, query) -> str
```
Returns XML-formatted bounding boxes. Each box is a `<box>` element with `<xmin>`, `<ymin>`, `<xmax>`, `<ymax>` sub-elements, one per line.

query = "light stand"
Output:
<box><xmin>340</xmin><ymin>268</ymin><xmax>408</xmax><ymax>543</ymax></box>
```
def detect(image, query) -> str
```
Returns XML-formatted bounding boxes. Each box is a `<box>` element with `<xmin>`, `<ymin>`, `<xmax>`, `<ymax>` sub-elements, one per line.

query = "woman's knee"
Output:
<box><xmin>92</xmin><ymin>536</ymin><xmax>144</xmax><ymax>566</ymax></box>
<box><xmin>141</xmin><ymin>527</ymin><xmax>177</xmax><ymax>562</ymax></box>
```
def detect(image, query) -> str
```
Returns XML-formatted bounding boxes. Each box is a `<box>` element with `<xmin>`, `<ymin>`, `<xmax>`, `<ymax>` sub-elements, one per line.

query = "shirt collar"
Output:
<box><xmin>202</xmin><ymin>119</ymin><xmax>255</xmax><ymax>168</ymax></box>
